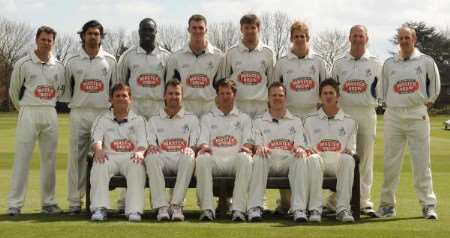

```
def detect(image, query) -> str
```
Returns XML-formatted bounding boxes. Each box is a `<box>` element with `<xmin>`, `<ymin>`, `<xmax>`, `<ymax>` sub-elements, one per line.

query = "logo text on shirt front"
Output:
<box><xmin>393</xmin><ymin>79</ymin><xmax>419</xmax><ymax>94</ymax></box>
<box><xmin>111</xmin><ymin>139</ymin><xmax>135</xmax><ymax>152</ymax></box>
<box><xmin>186</xmin><ymin>74</ymin><xmax>210</xmax><ymax>88</ymax></box>
<box><xmin>238</xmin><ymin>71</ymin><xmax>262</xmax><ymax>85</ymax></box>
<box><xmin>137</xmin><ymin>74</ymin><xmax>161</xmax><ymax>87</ymax></box>
<box><xmin>80</xmin><ymin>79</ymin><xmax>104</xmax><ymax>93</ymax></box>
<box><xmin>34</xmin><ymin>85</ymin><xmax>56</xmax><ymax>100</ymax></box>
<box><xmin>343</xmin><ymin>80</ymin><xmax>367</xmax><ymax>94</ymax></box>
<box><xmin>317</xmin><ymin>139</ymin><xmax>341</xmax><ymax>152</ymax></box>
<box><xmin>290</xmin><ymin>77</ymin><xmax>315</xmax><ymax>91</ymax></box>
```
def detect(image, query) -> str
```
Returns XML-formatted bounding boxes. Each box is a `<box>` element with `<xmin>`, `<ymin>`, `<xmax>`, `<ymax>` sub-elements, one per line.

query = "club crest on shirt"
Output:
<box><xmin>261</xmin><ymin>60</ymin><xmax>267</xmax><ymax>67</ymax></box>
<box><xmin>207</xmin><ymin>61</ymin><xmax>214</xmax><ymax>70</ymax></box>
<box><xmin>234</xmin><ymin>121</ymin><xmax>241</xmax><ymax>130</ymax></box>
<box><xmin>310</xmin><ymin>65</ymin><xmax>316</xmax><ymax>75</ymax></box>
<box><xmin>366</xmin><ymin>68</ymin><xmax>372</xmax><ymax>77</ymax></box>
<box><xmin>263</xmin><ymin>128</ymin><xmax>271</xmax><ymax>134</ymax></box>
<box><xmin>102</xmin><ymin>67</ymin><xmax>108</xmax><ymax>76</ymax></box>
<box><xmin>289</xmin><ymin>126</ymin><xmax>296</xmax><ymax>135</ymax></box>
<box><xmin>415</xmin><ymin>66</ymin><xmax>423</xmax><ymax>76</ymax></box>
<box><xmin>339</xmin><ymin>127</ymin><xmax>346</xmax><ymax>136</ymax></box>
<box><xmin>183</xmin><ymin>124</ymin><xmax>190</xmax><ymax>133</ymax></box>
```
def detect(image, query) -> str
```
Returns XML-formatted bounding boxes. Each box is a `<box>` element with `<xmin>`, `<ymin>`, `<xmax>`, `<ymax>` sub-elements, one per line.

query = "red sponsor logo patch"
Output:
<box><xmin>268</xmin><ymin>139</ymin><xmax>294</xmax><ymax>151</ymax></box>
<box><xmin>160</xmin><ymin>138</ymin><xmax>187</xmax><ymax>152</ymax></box>
<box><xmin>238</xmin><ymin>71</ymin><xmax>262</xmax><ymax>85</ymax></box>
<box><xmin>393</xmin><ymin>79</ymin><xmax>419</xmax><ymax>94</ymax></box>
<box><xmin>186</xmin><ymin>74</ymin><xmax>210</xmax><ymax>88</ymax></box>
<box><xmin>34</xmin><ymin>85</ymin><xmax>56</xmax><ymax>100</ymax></box>
<box><xmin>137</xmin><ymin>74</ymin><xmax>161</xmax><ymax>87</ymax></box>
<box><xmin>316</xmin><ymin>139</ymin><xmax>341</xmax><ymax>152</ymax></box>
<box><xmin>343</xmin><ymin>80</ymin><xmax>367</xmax><ymax>94</ymax></box>
<box><xmin>80</xmin><ymin>79</ymin><xmax>104</xmax><ymax>93</ymax></box>
<box><xmin>290</xmin><ymin>77</ymin><xmax>315</xmax><ymax>91</ymax></box>
<box><xmin>110</xmin><ymin>139</ymin><xmax>135</xmax><ymax>152</ymax></box>
<box><xmin>212</xmin><ymin>135</ymin><xmax>238</xmax><ymax>147</ymax></box>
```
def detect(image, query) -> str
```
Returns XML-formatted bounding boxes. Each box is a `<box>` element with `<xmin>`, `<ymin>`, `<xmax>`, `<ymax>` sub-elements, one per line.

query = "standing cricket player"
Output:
<box><xmin>117</xmin><ymin>18</ymin><xmax>170</xmax><ymax>120</ymax></box>
<box><xmin>272</xmin><ymin>21</ymin><xmax>328</xmax><ymax>212</ymax></box>
<box><xmin>165</xmin><ymin>14</ymin><xmax>223</xmax><ymax>117</ymax></box>
<box><xmin>145</xmin><ymin>80</ymin><xmax>199</xmax><ymax>221</ymax></box>
<box><xmin>377</xmin><ymin>26</ymin><xmax>439</xmax><ymax>219</ymax></box>
<box><xmin>89</xmin><ymin>83</ymin><xmax>147</xmax><ymax>222</ymax></box>
<box><xmin>7</xmin><ymin>26</ymin><xmax>65</xmax><ymax>216</ymax></box>
<box><xmin>331</xmin><ymin>25</ymin><xmax>381</xmax><ymax>217</ymax></box>
<box><xmin>302</xmin><ymin>78</ymin><xmax>358</xmax><ymax>223</ymax></box>
<box><xmin>224</xmin><ymin>14</ymin><xmax>275</xmax><ymax>119</ymax></box>
<box><xmin>64</xmin><ymin>20</ymin><xmax>117</xmax><ymax>214</ymax></box>
<box><xmin>196</xmin><ymin>79</ymin><xmax>253</xmax><ymax>222</ymax></box>
<box><xmin>247</xmin><ymin>82</ymin><xmax>318</xmax><ymax>223</ymax></box>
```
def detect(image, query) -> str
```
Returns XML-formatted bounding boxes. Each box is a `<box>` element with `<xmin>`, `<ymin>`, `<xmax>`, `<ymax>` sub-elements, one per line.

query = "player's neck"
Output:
<box><xmin>140</xmin><ymin>41</ymin><xmax>155</xmax><ymax>54</ymax></box>
<box><xmin>270</xmin><ymin>108</ymin><xmax>286</xmax><ymax>119</ymax></box>
<box><xmin>218</xmin><ymin>105</ymin><xmax>233</xmax><ymax>115</ymax></box>
<box><xmin>242</xmin><ymin>38</ymin><xmax>258</xmax><ymax>50</ymax></box>
<box><xmin>113</xmin><ymin>108</ymin><xmax>128</xmax><ymax>120</ymax></box>
<box><xmin>322</xmin><ymin>105</ymin><xmax>339</xmax><ymax>117</ymax></box>
<box><xmin>84</xmin><ymin>46</ymin><xmax>100</xmax><ymax>58</ymax></box>
<box><xmin>400</xmin><ymin>48</ymin><xmax>414</xmax><ymax>60</ymax></box>
<box><xmin>189</xmin><ymin>39</ymin><xmax>208</xmax><ymax>55</ymax></box>
<box><xmin>291</xmin><ymin>46</ymin><xmax>309</xmax><ymax>58</ymax></box>
<box><xmin>34</xmin><ymin>49</ymin><xmax>50</xmax><ymax>63</ymax></box>
<box><xmin>165</xmin><ymin>106</ymin><xmax>181</xmax><ymax>118</ymax></box>
<box><xmin>350</xmin><ymin>47</ymin><xmax>365</xmax><ymax>59</ymax></box>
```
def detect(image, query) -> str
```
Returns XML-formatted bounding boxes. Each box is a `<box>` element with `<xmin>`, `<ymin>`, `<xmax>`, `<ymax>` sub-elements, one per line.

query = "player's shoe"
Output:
<box><xmin>292</xmin><ymin>209</ymin><xmax>308</xmax><ymax>223</ymax></box>
<box><xmin>360</xmin><ymin>207</ymin><xmax>377</xmax><ymax>217</ymax></box>
<box><xmin>422</xmin><ymin>205</ymin><xmax>438</xmax><ymax>220</ymax></box>
<box><xmin>91</xmin><ymin>208</ymin><xmax>107</xmax><ymax>221</ymax></box>
<box><xmin>231</xmin><ymin>210</ymin><xmax>246</xmax><ymax>222</ymax></box>
<box><xmin>247</xmin><ymin>207</ymin><xmax>262</xmax><ymax>222</ymax></box>
<box><xmin>128</xmin><ymin>212</ymin><xmax>142</xmax><ymax>222</ymax></box>
<box><xmin>157</xmin><ymin>206</ymin><xmax>170</xmax><ymax>221</ymax></box>
<box><xmin>7</xmin><ymin>207</ymin><xmax>21</xmax><ymax>216</ymax></box>
<box><xmin>199</xmin><ymin>210</ymin><xmax>215</xmax><ymax>221</ymax></box>
<box><xmin>309</xmin><ymin>210</ymin><xmax>322</xmax><ymax>223</ymax></box>
<box><xmin>68</xmin><ymin>206</ymin><xmax>82</xmax><ymax>215</ymax></box>
<box><xmin>336</xmin><ymin>209</ymin><xmax>355</xmax><ymax>223</ymax></box>
<box><xmin>376</xmin><ymin>206</ymin><xmax>396</xmax><ymax>218</ymax></box>
<box><xmin>42</xmin><ymin>205</ymin><xmax>63</xmax><ymax>214</ymax></box>
<box><xmin>171</xmin><ymin>205</ymin><xmax>184</xmax><ymax>221</ymax></box>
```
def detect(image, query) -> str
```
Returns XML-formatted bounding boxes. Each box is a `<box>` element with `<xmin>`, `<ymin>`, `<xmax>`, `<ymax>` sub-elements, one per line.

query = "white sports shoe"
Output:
<box><xmin>199</xmin><ymin>210</ymin><xmax>215</xmax><ymax>221</ymax></box>
<box><xmin>248</xmin><ymin>207</ymin><xmax>262</xmax><ymax>222</ymax></box>
<box><xmin>231</xmin><ymin>210</ymin><xmax>246</xmax><ymax>221</ymax></box>
<box><xmin>422</xmin><ymin>205</ymin><xmax>438</xmax><ymax>220</ymax></box>
<box><xmin>293</xmin><ymin>210</ymin><xmax>308</xmax><ymax>223</ymax></box>
<box><xmin>336</xmin><ymin>209</ymin><xmax>354</xmax><ymax>223</ymax></box>
<box><xmin>171</xmin><ymin>205</ymin><xmax>184</xmax><ymax>221</ymax></box>
<box><xmin>128</xmin><ymin>212</ymin><xmax>142</xmax><ymax>222</ymax></box>
<box><xmin>157</xmin><ymin>206</ymin><xmax>170</xmax><ymax>221</ymax></box>
<box><xmin>309</xmin><ymin>210</ymin><xmax>322</xmax><ymax>223</ymax></box>
<box><xmin>91</xmin><ymin>208</ymin><xmax>107</xmax><ymax>221</ymax></box>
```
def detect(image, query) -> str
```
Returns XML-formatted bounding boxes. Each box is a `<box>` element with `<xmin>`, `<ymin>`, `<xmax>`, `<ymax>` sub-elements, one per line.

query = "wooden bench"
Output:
<box><xmin>86</xmin><ymin>155</ymin><xmax>360</xmax><ymax>220</ymax></box>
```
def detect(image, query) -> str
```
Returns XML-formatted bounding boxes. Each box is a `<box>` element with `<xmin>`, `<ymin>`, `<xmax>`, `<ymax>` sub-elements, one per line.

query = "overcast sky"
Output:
<box><xmin>1</xmin><ymin>0</ymin><xmax>449</xmax><ymax>60</ymax></box>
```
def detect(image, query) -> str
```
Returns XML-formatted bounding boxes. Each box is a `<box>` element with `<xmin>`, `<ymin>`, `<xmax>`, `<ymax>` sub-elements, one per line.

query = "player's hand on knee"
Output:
<box><xmin>293</xmin><ymin>147</ymin><xmax>307</xmax><ymax>159</ymax></box>
<box><xmin>342</xmin><ymin>148</ymin><xmax>352</xmax><ymax>156</ymax></box>
<box><xmin>198</xmin><ymin>144</ymin><xmax>212</xmax><ymax>155</ymax></box>
<box><xmin>94</xmin><ymin>150</ymin><xmax>107</xmax><ymax>163</ymax></box>
<box><xmin>181</xmin><ymin>147</ymin><xmax>195</xmax><ymax>157</ymax></box>
<box><xmin>255</xmin><ymin>146</ymin><xmax>271</xmax><ymax>158</ymax></box>
<box><xmin>131</xmin><ymin>151</ymin><xmax>145</xmax><ymax>165</ymax></box>
<box><xmin>146</xmin><ymin>145</ymin><xmax>160</xmax><ymax>155</ymax></box>
<box><xmin>304</xmin><ymin>148</ymin><xmax>317</xmax><ymax>157</ymax></box>
<box><xmin>239</xmin><ymin>146</ymin><xmax>252</xmax><ymax>155</ymax></box>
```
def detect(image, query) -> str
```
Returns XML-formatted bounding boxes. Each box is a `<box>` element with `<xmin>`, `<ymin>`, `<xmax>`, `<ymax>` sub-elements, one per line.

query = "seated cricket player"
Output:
<box><xmin>89</xmin><ymin>83</ymin><xmax>147</xmax><ymax>222</ymax></box>
<box><xmin>196</xmin><ymin>79</ymin><xmax>254</xmax><ymax>221</ymax></box>
<box><xmin>302</xmin><ymin>78</ymin><xmax>357</xmax><ymax>223</ymax></box>
<box><xmin>247</xmin><ymin>82</ymin><xmax>315</xmax><ymax>222</ymax></box>
<box><xmin>145</xmin><ymin>79</ymin><xmax>200</xmax><ymax>221</ymax></box>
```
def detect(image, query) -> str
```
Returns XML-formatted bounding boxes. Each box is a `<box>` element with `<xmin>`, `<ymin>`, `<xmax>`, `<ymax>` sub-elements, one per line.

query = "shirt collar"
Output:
<box><xmin>211</xmin><ymin>106</ymin><xmax>240</xmax><ymax>117</ymax></box>
<box><xmin>262</xmin><ymin>110</ymin><xmax>295</xmax><ymax>122</ymax></box>
<box><xmin>238</xmin><ymin>40</ymin><xmax>264</xmax><ymax>52</ymax></box>
<box><xmin>345</xmin><ymin>50</ymin><xmax>373</xmax><ymax>61</ymax></box>
<box><xmin>136</xmin><ymin>45</ymin><xmax>161</xmax><ymax>55</ymax></box>
<box><xmin>30</xmin><ymin>50</ymin><xmax>57</xmax><ymax>65</ymax></box>
<box><xmin>182</xmin><ymin>41</ymin><xmax>216</xmax><ymax>55</ymax></box>
<box><xmin>106</xmin><ymin>109</ymin><xmax>138</xmax><ymax>123</ymax></box>
<box><xmin>317</xmin><ymin>107</ymin><xmax>345</xmax><ymax>120</ymax></box>
<box><xmin>394</xmin><ymin>48</ymin><xmax>422</xmax><ymax>62</ymax></box>
<box><xmin>79</xmin><ymin>46</ymin><xmax>107</xmax><ymax>59</ymax></box>
<box><xmin>160</xmin><ymin>107</ymin><xmax>185</xmax><ymax>119</ymax></box>
<box><xmin>287</xmin><ymin>49</ymin><xmax>314</xmax><ymax>60</ymax></box>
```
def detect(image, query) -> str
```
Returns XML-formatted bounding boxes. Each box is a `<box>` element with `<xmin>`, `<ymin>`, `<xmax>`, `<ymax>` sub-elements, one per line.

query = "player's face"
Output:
<box><xmin>164</xmin><ymin>85</ymin><xmax>183</xmax><ymax>108</ymax></box>
<box><xmin>349</xmin><ymin>27</ymin><xmax>368</xmax><ymax>49</ymax></box>
<box><xmin>217</xmin><ymin>85</ymin><xmax>235</xmax><ymax>108</ymax></box>
<box><xmin>139</xmin><ymin>20</ymin><xmax>157</xmax><ymax>43</ymax></box>
<box><xmin>291</xmin><ymin>29</ymin><xmax>309</xmax><ymax>49</ymax></box>
<box><xmin>111</xmin><ymin>89</ymin><xmax>131</xmax><ymax>111</ymax></box>
<box><xmin>241</xmin><ymin>23</ymin><xmax>260</xmax><ymax>42</ymax></box>
<box><xmin>82</xmin><ymin>27</ymin><xmax>102</xmax><ymax>48</ymax></box>
<box><xmin>268</xmin><ymin>86</ymin><xmax>286</xmax><ymax>110</ymax></box>
<box><xmin>188</xmin><ymin>20</ymin><xmax>207</xmax><ymax>41</ymax></box>
<box><xmin>36</xmin><ymin>32</ymin><xmax>55</xmax><ymax>55</ymax></box>
<box><xmin>397</xmin><ymin>28</ymin><xmax>416</xmax><ymax>53</ymax></box>
<box><xmin>320</xmin><ymin>85</ymin><xmax>339</xmax><ymax>107</ymax></box>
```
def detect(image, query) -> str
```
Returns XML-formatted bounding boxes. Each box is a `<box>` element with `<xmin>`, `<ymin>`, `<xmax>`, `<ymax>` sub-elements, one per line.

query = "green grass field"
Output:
<box><xmin>0</xmin><ymin>113</ymin><xmax>449</xmax><ymax>238</ymax></box>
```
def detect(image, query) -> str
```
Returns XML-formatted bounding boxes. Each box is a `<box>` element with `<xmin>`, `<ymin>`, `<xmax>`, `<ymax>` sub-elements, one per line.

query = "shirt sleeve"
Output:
<box><xmin>346</xmin><ymin>120</ymin><xmax>358</xmax><ymax>154</ymax></box>
<box><xmin>198</xmin><ymin>114</ymin><xmax>211</xmax><ymax>146</ymax></box>
<box><xmin>91</xmin><ymin>114</ymin><xmax>105</xmax><ymax>146</ymax></box>
<box><xmin>56</xmin><ymin>64</ymin><xmax>66</xmax><ymax>102</ymax></box>
<box><xmin>319</xmin><ymin>58</ymin><xmax>329</xmax><ymax>82</ymax></box>
<box><xmin>266</xmin><ymin>49</ymin><xmax>276</xmax><ymax>85</ymax></box>
<box><xmin>272</xmin><ymin>61</ymin><xmax>283</xmax><ymax>83</ymax></box>
<box><xmin>9</xmin><ymin>61</ymin><xmax>26</xmax><ymax>110</ymax></box>
<box><xmin>188</xmin><ymin>116</ymin><xmax>201</xmax><ymax>147</ymax></box>
<box><xmin>60</xmin><ymin>59</ymin><xmax>74</xmax><ymax>103</ymax></box>
<box><xmin>146</xmin><ymin>118</ymin><xmax>158</xmax><ymax>146</ymax></box>
<box><xmin>380</xmin><ymin>60</ymin><xmax>390</xmax><ymax>104</ymax></box>
<box><xmin>116</xmin><ymin>52</ymin><xmax>129</xmax><ymax>85</ymax></box>
<box><xmin>242</xmin><ymin>115</ymin><xmax>254</xmax><ymax>145</ymax></box>
<box><xmin>135</xmin><ymin>116</ymin><xmax>148</xmax><ymax>149</ymax></box>
<box><xmin>426</xmin><ymin>57</ymin><xmax>441</xmax><ymax>103</ymax></box>
<box><xmin>165</xmin><ymin>54</ymin><xmax>177</xmax><ymax>82</ymax></box>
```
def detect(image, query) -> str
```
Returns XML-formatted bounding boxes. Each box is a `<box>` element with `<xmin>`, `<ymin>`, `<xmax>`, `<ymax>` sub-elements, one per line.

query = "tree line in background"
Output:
<box><xmin>0</xmin><ymin>12</ymin><xmax>449</xmax><ymax>111</ymax></box>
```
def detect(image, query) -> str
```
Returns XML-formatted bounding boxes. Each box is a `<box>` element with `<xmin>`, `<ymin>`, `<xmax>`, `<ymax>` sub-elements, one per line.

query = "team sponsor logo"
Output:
<box><xmin>111</xmin><ymin>139</ymin><xmax>135</xmax><ymax>152</ymax></box>
<box><xmin>316</xmin><ymin>139</ymin><xmax>341</xmax><ymax>152</ymax></box>
<box><xmin>238</xmin><ymin>71</ymin><xmax>262</xmax><ymax>85</ymax></box>
<box><xmin>393</xmin><ymin>79</ymin><xmax>419</xmax><ymax>94</ymax></box>
<box><xmin>268</xmin><ymin>139</ymin><xmax>294</xmax><ymax>151</ymax></box>
<box><xmin>160</xmin><ymin>138</ymin><xmax>187</xmax><ymax>152</ymax></box>
<box><xmin>343</xmin><ymin>80</ymin><xmax>367</xmax><ymax>94</ymax></box>
<box><xmin>80</xmin><ymin>79</ymin><xmax>104</xmax><ymax>93</ymax></box>
<box><xmin>137</xmin><ymin>74</ymin><xmax>161</xmax><ymax>87</ymax></box>
<box><xmin>212</xmin><ymin>135</ymin><xmax>238</xmax><ymax>147</ymax></box>
<box><xmin>34</xmin><ymin>85</ymin><xmax>56</xmax><ymax>100</ymax></box>
<box><xmin>186</xmin><ymin>74</ymin><xmax>210</xmax><ymax>88</ymax></box>
<box><xmin>290</xmin><ymin>77</ymin><xmax>315</xmax><ymax>91</ymax></box>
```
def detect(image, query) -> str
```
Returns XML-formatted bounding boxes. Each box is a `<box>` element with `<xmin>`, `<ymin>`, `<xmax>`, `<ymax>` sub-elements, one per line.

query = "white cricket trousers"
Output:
<box><xmin>8</xmin><ymin>106</ymin><xmax>58</xmax><ymax>208</ymax></box>
<box><xmin>342</xmin><ymin>106</ymin><xmax>376</xmax><ymax>209</ymax></box>
<box><xmin>67</xmin><ymin>108</ymin><xmax>107</xmax><ymax>207</ymax></box>
<box><xmin>247</xmin><ymin>151</ymin><xmax>320</xmax><ymax>212</ymax></box>
<box><xmin>183</xmin><ymin>99</ymin><xmax>215</xmax><ymax>118</ymax></box>
<box><xmin>132</xmin><ymin>98</ymin><xmax>163</xmax><ymax>120</ymax></box>
<box><xmin>380</xmin><ymin>106</ymin><xmax>437</xmax><ymax>207</ymax></box>
<box><xmin>236</xmin><ymin>100</ymin><xmax>266</xmax><ymax>119</ymax></box>
<box><xmin>309</xmin><ymin>152</ymin><xmax>355</xmax><ymax>213</ymax></box>
<box><xmin>196</xmin><ymin>152</ymin><xmax>253</xmax><ymax>214</ymax></box>
<box><xmin>89</xmin><ymin>154</ymin><xmax>146</xmax><ymax>214</ymax></box>
<box><xmin>145</xmin><ymin>152</ymin><xmax>195</xmax><ymax>209</ymax></box>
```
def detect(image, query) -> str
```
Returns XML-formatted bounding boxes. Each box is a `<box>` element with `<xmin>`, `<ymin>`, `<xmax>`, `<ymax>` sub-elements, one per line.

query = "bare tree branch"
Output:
<box><xmin>208</xmin><ymin>22</ymin><xmax>239</xmax><ymax>52</ymax></box>
<box><xmin>312</xmin><ymin>29</ymin><xmax>350</xmax><ymax>72</ymax></box>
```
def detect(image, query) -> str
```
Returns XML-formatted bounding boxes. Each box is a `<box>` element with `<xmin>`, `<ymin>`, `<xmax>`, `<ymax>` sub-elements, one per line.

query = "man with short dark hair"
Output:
<box><xmin>165</xmin><ymin>14</ymin><xmax>223</xmax><ymax>117</ymax></box>
<box><xmin>63</xmin><ymin>20</ymin><xmax>117</xmax><ymax>214</ymax></box>
<box><xmin>8</xmin><ymin>26</ymin><xmax>65</xmax><ymax>216</ymax></box>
